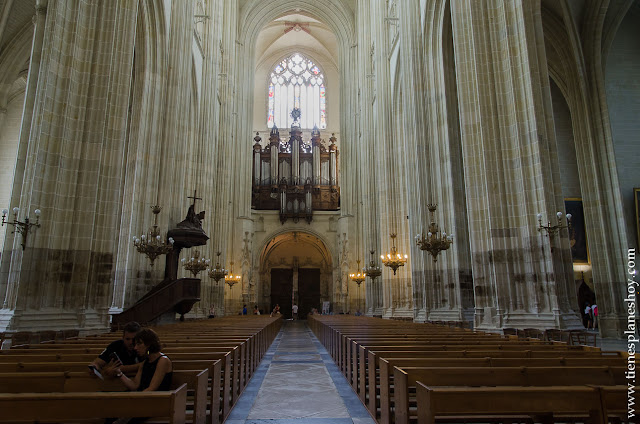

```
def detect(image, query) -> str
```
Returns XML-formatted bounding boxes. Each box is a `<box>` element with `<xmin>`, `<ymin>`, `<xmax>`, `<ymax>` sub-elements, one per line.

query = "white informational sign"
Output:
<box><xmin>322</xmin><ymin>301</ymin><xmax>330</xmax><ymax>315</ymax></box>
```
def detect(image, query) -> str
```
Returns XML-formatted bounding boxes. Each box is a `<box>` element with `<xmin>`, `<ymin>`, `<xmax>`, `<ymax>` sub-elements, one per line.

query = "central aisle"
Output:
<box><xmin>226</xmin><ymin>320</ymin><xmax>375</xmax><ymax>424</ymax></box>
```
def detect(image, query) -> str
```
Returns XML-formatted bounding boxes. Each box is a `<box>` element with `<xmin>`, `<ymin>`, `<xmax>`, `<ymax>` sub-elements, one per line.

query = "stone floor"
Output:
<box><xmin>225</xmin><ymin>320</ymin><xmax>375</xmax><ymax>424</ymax></box>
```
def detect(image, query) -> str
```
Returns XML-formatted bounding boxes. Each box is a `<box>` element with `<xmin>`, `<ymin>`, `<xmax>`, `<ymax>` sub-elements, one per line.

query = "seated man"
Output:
<box><xmin>89</xmin><ymin>321</ymin><xmax>142</xmax><ymax>378</ymax></box>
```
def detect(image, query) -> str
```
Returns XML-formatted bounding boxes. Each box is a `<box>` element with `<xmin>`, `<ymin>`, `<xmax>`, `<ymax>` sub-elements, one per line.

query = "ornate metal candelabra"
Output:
<box><xmin>381</xmin><ymin>233</ymin><xmax>408</xmax><ymax>275</ymax></box>
<box><xmin>133</xmin><ymin>205</ymin><xmax>174</xmax><ymax>265</ymax></box>
<box><xmin>207</xmin><ymin>251</ymin><xmax>228</xmax><ymax>284</ymax></box>
<box><xmin>537</xmin><ymin>211</ymin><xmax>572</xmax><ymax>239</ymax></box>
<box><xmin>181</xmin><ymin>249</ymin><xmax>210</xmax><ymax>277</ymax></box>
<box><xmin>1</xmin><ymin>207</ymin><xmax>41</xmax><ymax>250</ymax></box>
<box><xmin>415</xmin><ymin>204</ymin><xmax>454</xmax><ymax>262</ymax></box>
<box><xmin>349</xmin><ymin>260</ymin><xmax>366</xmax><ymax>286</ymax></box>
<box><xmin>363</xmin><ymin>249</ymin><xmax>382</xmax><ymax>283</ymax></box>
<box><xmin>349</xmin><ymin>259</ymin><xmax>366</xmax><ymax>315</ymax></box>
<box><xmin>225</xmin><ymin>261</ymin><xmax>241</xmax><ymax>288</ymax></box>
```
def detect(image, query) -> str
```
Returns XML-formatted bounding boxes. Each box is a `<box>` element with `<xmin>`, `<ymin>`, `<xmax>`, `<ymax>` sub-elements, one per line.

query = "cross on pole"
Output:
<box><xmin>188</xmin><ymin>189</ymin><xmax>202</xmax><ymax>207</ymax></box>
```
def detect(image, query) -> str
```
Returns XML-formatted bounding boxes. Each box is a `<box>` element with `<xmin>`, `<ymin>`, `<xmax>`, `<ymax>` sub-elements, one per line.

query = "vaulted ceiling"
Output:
<box><xmin>254</xmin><ymin>12</ymin><xmax>338</xmax><ymax>70</ymax></box>
<box><xmin>0</xmin><ymin>0</ymin><xmax>36</xmax><ymax>57</ymax></box>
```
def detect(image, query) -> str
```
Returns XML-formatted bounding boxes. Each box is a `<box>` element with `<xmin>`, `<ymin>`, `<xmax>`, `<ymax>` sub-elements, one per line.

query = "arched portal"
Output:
<box><xmin>259</xmin><ymin>231</ymin><xmax>332</xmax><ymax>319</ymax></box>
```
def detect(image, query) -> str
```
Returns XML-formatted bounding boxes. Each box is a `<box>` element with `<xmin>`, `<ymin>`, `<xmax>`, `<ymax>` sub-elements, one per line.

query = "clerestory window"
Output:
<box><xmin>267</xmin><ymin>53</ymin><xmax>326</xmax><ymax>129</ymax></box>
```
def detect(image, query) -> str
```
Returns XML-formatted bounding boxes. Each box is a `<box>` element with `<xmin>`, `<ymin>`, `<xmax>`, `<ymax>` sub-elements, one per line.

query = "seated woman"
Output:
<box><xmin>114</xmin><ymin>328</ymin><xmax>172</xmax><ymax>392</ymax></box>
<box><xmin>107</xmin><ymin>329</ymin><xmax>173</xmax><ymax>424</ymax></box>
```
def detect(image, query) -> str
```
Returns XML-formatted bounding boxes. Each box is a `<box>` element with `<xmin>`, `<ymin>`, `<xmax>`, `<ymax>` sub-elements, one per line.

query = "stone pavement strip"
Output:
<box><xmin>225</xmin><ymin>320</ymin><xmax>375</xmax><ymax>424</ymax></box>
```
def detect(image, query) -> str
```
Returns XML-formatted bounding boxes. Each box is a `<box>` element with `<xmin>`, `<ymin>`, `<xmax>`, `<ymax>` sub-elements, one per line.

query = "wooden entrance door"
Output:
<box><xmin>298</xmin><ymin>268</ymin><xmax>320</xmax><ymax>320</ymax></box>
<box><xmin>270</xmin><ymin>269</ymin><xmax>293</xmax><ymax>319</ymax></box>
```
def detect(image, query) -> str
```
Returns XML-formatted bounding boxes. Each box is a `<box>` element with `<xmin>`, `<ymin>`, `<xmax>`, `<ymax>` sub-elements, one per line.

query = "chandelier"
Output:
<box><xmin>415</xmin><ymin>204</ymin><xmax>454</xmax><ymax>262</ymax></box>
<box><xmin>181</xmin><ymin>249</ymin><xmax>210</xmax><ymax>277</ymax></box>
<box><xmin>363</xmin><ymin>249</ymin><xmax>382</xmax><ymax>282</ymax></box>
<box><xmin>225</xmin><ymin>261</ymin><xmax>241</xmax><ymax>288</ymax></box>
<box><xmin>349</xmin><ymin>260</ymin><xmax>366</xmax><ymax>286</ymax></box>
<box><xmin>207</xmin><ymin>251</ymin><xmax>228</xmax><ymax>284</ymax></box>
<box><xmin>537</xmin><ymin>211</ymin><xmax>572</xmax><ymax>238</ymax></box>
<box><xmin>381</xmin><ymin>233</ymin><xmax>408</xmax><ymax>275</ymax></box>
<box><xmin>133</xmin><ymin>205</ymin><xmax>174</xmax><ymax>265</ymax></box>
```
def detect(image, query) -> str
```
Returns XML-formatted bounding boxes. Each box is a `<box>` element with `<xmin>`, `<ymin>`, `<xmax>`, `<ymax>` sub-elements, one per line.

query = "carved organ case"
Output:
<box><xmin>252</xmin><ymin>125</ymin><xmax>339</xmax><ymax>223</ymax></box>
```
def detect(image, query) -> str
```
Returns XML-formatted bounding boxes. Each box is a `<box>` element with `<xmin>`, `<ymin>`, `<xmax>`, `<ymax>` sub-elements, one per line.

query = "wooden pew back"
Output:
<box><xmin>0</xmin><ymin>383</ymin><xmax>188</xmax><ymax>423</ymax></box>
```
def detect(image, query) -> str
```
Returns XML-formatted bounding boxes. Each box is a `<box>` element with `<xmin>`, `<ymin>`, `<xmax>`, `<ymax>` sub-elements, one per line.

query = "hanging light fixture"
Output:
<box><xmin>349</xmin><ymin>259</ymin><xmax>366</xmax><ymax>315</ymax></box>
<box><xmin>207</xmin><ymin>251</ymin><xmax>228</xmax><ymax>284</ymax></box>
<box><xmin>381</xmin><ymin>233</ymin><xmax>408</xmax><ymax>275</ymax></box>
<box><xmin>349</xmin><ymin>259</ymin><xmax>366</xmax><ymax>286</ymax></box>
<box><xmin>225</xmin><ymin>261</ymin><xmax>241</xmax><ymax>288</ymax></box>
<box><xmin>415</xmin><ymin>204</ymin><xmax>454</xmax><ymax>262</ymax></box>
<box><xmin>363</xmin><ymin>249</ymin><xmax>382</xmax><ymax>283</ymax></box>
<box><xmin>181</xmin><ymin>249</ymin><xmax>210</xmax><ymax>277</ymax></box>
<box><xmin>133</xmin><ymin>205</ymin><xmax>174</xmax><ymax>265</ymax></box>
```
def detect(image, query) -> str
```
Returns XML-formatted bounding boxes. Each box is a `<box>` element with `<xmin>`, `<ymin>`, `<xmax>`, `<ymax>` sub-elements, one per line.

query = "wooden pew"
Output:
<box><xmin>309</xmin><ymin>315</ymin><xmax>627</xmax><ymax>424</ymax></box>
<box><xmin>414</xmin><ymin>383</ymin><xmax>606</xmax><ymax>424</ymax></box>
<box><xmin>340</xmin><ymin>336</ymin><xmax>599</xmax><ymax>379</ymax></box>
<box><xmin>5</xmin><ymin>343</ymin><xmax>248</xmax><ymax>405</ymax></box>
<box><xmin>354</xmin><ymin>346</ymin><xmax>621</xmax><ymax>404</ymax></box>
<box><xmin>0</xmin><ymin>383</ymin><xmax>188</xmax><ymax>423</ymax></box>
<box><xmin>0</xmin><ymin>370</ymin><xmax>208</xmax><ymax>424</ymax></box>
<box><xmin>371</xmin><ymin>355</ymin><xmax>625</xmax><ymax>421</ymax></box>
<box><xmin>0</xmin><ymin>349</ymin><xmax>233</xmax><ymax>419</ymax></box>
<box><xmin>596</xmin><ymin>384</ymin><xmax>629</xmax><ymax>423</ymax></box>
<box><xmin>0</xmin><ymin>359</ymin><xmax>222</xmax><ymax>424</ymax></box>
<box><xmin>394</xmin><ymin>366</ymin><xmax>625</xmax><ymax>424</ymax></box>
<box><xmin>0</xmin><ymin>316</ymin><xmax>281</xmax><ymax>423</ymax></box>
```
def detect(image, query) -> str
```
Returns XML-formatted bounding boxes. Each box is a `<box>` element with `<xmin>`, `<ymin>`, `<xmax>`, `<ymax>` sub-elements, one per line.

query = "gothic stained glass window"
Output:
<box><xmin>267</xmin><ymin>53</ymin><xmax>327</xmax><ymax>129</ymax></box>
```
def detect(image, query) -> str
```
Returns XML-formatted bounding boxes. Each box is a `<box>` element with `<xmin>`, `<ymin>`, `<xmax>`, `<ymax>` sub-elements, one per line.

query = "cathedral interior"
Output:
<box><xmin>0</xmin><ymin>0</ymin><xmax>638</xmax><ymax>340</ymax></box>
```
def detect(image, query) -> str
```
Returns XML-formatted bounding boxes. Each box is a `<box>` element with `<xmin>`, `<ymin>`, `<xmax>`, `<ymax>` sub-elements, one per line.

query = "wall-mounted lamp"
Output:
<box><xmin>1</xmin><ymin>207</ymin><xmax>41</xmax><ymax>250</ymax></box>
<box><xmin>537</xmin><ymin>211</ymin><xmax>572</xmax><ymax>239</ymax></box>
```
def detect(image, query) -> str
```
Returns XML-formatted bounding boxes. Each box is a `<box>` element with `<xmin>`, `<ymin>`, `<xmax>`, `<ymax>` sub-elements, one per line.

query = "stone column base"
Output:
<box><xmin>0</xmin><ymin>308</ymin><xmax>109</xmax><ymax>334</ymax></box>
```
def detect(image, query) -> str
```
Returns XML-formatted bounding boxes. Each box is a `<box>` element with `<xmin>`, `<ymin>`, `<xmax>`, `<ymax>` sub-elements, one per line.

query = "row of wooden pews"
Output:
<box><xmin>0</xmin><ymin>315</ymin><xmax>281</xmax><ymax>423</ymax></box>
<box><xmin>308</xmin><ymin>315</ymin><xmax>628</xmax><ymax>424</ymax></box>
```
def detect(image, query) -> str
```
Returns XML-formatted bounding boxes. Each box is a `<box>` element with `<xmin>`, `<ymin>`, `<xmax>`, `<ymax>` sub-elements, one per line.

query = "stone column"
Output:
<box><xmin>573</xmin><ymin>2</ymin><xmax>629</xmax><ymax>337</ymax></box>
<box><xmin>0</xmin><ymin>0</ymin><xmax>139</xmax><ymax>331</ymax></box>
<box><xmin>158</xmin><ymin>0</ymin><xmax>195</xmax><ymax>217</ymax></box>
<box><xmin>450</xmin><ymin>0</ymin><xmax>580</xmax><ymax>331</ymax></box>
<box><xmin>1</xmin><ymin>2</ymin><xmax>48</xmax><ymax>267</ymax></box>
<box><xmin>397</xmin><ymin>0</ymin><xmax>432</xmax><ymax>322</ymax></box>
<box><xmin>196</xmin><ymin>0</ymin><xmax>226</xmax><ymax>317</ymax></box>
<box><xmin>408</xmin><ymin>1</ymin><xmax>469</xmax><ymax>323</ymax></box>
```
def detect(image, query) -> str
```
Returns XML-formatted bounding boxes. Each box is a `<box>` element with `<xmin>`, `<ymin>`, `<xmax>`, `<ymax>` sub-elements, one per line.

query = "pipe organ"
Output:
<box><xmin>252</xmin><ymin>125</ymin><xmax>340</xmax><ymax>223</ymax></box>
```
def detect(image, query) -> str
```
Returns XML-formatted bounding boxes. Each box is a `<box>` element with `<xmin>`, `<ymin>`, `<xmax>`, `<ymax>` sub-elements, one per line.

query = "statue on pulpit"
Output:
<box><xmin>177</xmin><ymin>204</ymin><xmax>205</xmax><ymax>231</ymax></box>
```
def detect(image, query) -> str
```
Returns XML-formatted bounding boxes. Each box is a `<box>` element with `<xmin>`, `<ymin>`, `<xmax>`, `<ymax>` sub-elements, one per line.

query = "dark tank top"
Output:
<box><xmin>138</xmin><ymin>354</ymin><xmax>172</xmax><ymax>391</ymax></box>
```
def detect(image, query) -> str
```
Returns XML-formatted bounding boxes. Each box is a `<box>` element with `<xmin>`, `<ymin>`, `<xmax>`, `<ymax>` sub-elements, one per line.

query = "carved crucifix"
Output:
<box><xmin>188</xmin><ymin>189</ymin><xmax>202</xmax><ymax>207</ymax></box>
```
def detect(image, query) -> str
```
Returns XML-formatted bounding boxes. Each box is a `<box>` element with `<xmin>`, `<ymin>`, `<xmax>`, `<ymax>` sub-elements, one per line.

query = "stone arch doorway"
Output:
<box><xmin>259</xmin><ymin>231</ymin><xmax>332</xmax><ymax>319</ymax></box>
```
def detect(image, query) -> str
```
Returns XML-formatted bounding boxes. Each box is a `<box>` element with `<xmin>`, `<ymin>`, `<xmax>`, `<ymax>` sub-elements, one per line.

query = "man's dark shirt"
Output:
<box><xmin>97</xmin><ymin>340</ymin><xmax>140</xmax><ymax>365</ymax></box>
